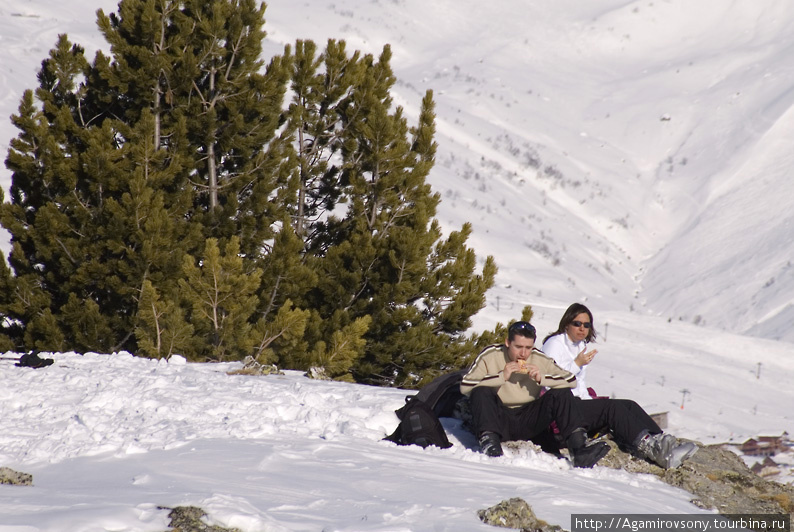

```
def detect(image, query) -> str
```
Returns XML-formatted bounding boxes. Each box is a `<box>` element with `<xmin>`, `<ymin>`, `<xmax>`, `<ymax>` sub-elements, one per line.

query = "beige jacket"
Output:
<box><xmin>460</xmin><ymin>344</ymin><xmax>577</xmax><ymax>408</ymax></box>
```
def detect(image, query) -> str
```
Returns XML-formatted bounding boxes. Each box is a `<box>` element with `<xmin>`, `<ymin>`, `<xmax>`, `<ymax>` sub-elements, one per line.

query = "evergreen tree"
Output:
<box><xmin>1</xmin><ymin>5</ymin><xmax>496</xmax><ymax>383</ymax></box>
<box><xmin>163</xmin><ymin>0</ymin><xmax>292</xmax><ymax>250</ymax></box>
<box><xmin>252</xmin><ymin>222</ymin><xmax>316</xmax><ymax>364</ymax></box>
<box><xmin>0</xmin><ymin>36</ymin><xmax>114</xmax><ymax>352</ymax></box>
<box><xmin>250</xmin><ymin>298</ymin><xmax>310</xmax><ymax>365</ymax></box>
<box><xmin>135</xmin><ymin>279</ymin><xmax>196</xmax><ymax>360</ymax></box>
<box><xmin>1</xmin><ymin>35</ymin><xmax>197</xmax><ymax>353</ymax></box>
<box><xmin>304</xmin><ymin>315</ymin><xmax>371</xmax><ymax>382</ymax></box>
<box><xmin>179</xmin><ymin>236</ymin><xmax>261</xmax><ymax>361</ymax></box>
<box><xmin>285</xmin><ymin>39</ymin><xmax>363</xmax><ymax>241</ymax></box>
<box><xmin>95</xmin><ymin>0</ymin><xmax>296</xmax><ymax>261</ymax></box>
<box><xmin>0</xmin><ymin>246</ymin><xmax>16</xmax><ymax>352</ymax></box>
<box><xmin>1</xmin><ymin>1</ymin><xmax>295</xmax><ymax>356</ymax></box>
<box><xmin>297</xmin><ymin>46</ymin><xmax>497</xmax><ymax>386</ymax></box>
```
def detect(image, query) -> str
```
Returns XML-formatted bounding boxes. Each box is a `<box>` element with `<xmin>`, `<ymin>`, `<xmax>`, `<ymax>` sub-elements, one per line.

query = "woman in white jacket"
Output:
<box><xmin>541</xmin><ymin>302</ymin><xmax>699</xmax><ymax>469</ymax></box>
<box><xmin>541</xmin><ymin>303</ymin><xmax>598</xmax><ymax>400</ymax></box>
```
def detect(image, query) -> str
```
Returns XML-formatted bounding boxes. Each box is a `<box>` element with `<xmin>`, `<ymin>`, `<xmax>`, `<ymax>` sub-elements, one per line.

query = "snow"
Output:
<box><xmin>3</xmin><ymin>0</ymin><xmax>794</xmax><ymax>343</ymax></box>
<box><xmin>1</xmin><ymin>314</ymin><xmax>792</xmax><ymax>531</ymax></box>
<box><xmin>0</xmin><ymin>348</ymin><xmax>748</xmax><ymax>532</ymax></box>
<box><xmin>1</xmin><ymin>0</ymin><xmax>794</xmax><ymax>529</ymax></box>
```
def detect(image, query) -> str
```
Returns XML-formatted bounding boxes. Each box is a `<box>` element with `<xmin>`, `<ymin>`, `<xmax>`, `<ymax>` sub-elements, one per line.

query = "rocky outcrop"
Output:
<box><xmin>225</xmin><ymin>356</ymin><xmax>283</xmax><ymax>376</ymax></box>
<box><xmin>598</xmin><ymin>439</ymin><xmax>794</xmax><ymax>517</ymax></box>
<box><xmin>0</xmin><ymin>467</ymin><xmax>32</xmax><ymax>486</ymax></box>
<box><xmin>163</xmin><ymin>506</ymin><xmax>241</xmax><ymax>532</ymax></box>
<box><xmin>306</xmin><ymin>366</ymin><xmax>333</xmax><ymax>380</ymax></box>
<box><xmin>478</xmin><ymin>498</ymin><xmax>565</xmax><ymax>532</ymax></box>
<box><xmin>487</xmin><ymin>438</ymin><xmax>793</xmax><ymax>532</ymax></box>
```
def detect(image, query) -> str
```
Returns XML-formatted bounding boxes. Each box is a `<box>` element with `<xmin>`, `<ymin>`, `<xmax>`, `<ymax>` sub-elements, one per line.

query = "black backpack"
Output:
<box><xmin>383</xmin><ymin>370</ymin><xmax>466</xmax><ymax>449</ymax></box>
<box><xmin>384</xmin><ymin>397</ymin><xmax>452</xmax><ymax>449</ymax></box>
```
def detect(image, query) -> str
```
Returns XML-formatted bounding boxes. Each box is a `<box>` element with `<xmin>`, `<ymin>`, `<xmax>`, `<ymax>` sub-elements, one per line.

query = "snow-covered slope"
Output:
<box><xmin>1</xmin><ymin>3</ymin><xmax>794</xmax><ymax>531</ymax></box>
<box><xmin>1</xmin><ymin>343</ymin><xmax>790</xmax><ymax>532</ymax></box>
<box><xmin>2</xmin><ymin>0</ymin><xmax>794</xmax><ymax>342</ymax></box>
<box><xmin>261</xmin><ymin>0</ymin><xmax>794</xmax><ymax>342</ymax></box>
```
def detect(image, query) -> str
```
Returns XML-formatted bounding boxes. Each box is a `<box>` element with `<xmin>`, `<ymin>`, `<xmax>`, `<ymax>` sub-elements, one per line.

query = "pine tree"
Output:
<box><xmin>1</xmin><ymin>1</ymin><xmax>295</xmax><ymax>356</ymax></box>
<box><xmin>96</xmin><ymin>0</ymin><xmax>296</xmax><ymax>256</ymax></box>
<box><xmin>285</xmin><ymin>39</ymin><xmax>364</xmax><ymax>241</ymax></box>
<box><xmin>0</xmin><ymin>36</ymin><xmax>114</xmax><ymax>352</ymax></box>
<box><xmin>0</xmin><ymin>252</ymin><xmax>16</xmax><ymax>352</ymax></box>
<box><xmin>135</xmin><ymin>279</ymin><xmax>196</xmax><ymax>360</ymax></box>
<box><xmin>1</xmin><ymin>35</ymin><xmax>198</xmax><ymax>353</ymax></box>
<box><xmin>304</xmin><ymin>315</ymin><xmax>371</xmax><ymax>382</ymax></box>
<box><xmin>1</xmin><ymin>8</ymin><xmax>496</xmax><ymax>382</ymax></box>
<box><xmin>251</xmin><ymin>222</ymin><xmax>316</xmax><ymax>365</ymax></box>
<box><xmin>299</xmin><ymin>45</ymin><xmax>497</xmax><ymax>386</ymax></box>
<box><xmin>250</xmin><ymin>298</ymin><xmax>310</xmax><ymax>365</ymax></box>
<box><xmin>167</xmin><ymin>0</ymin><xmax>292</xmax><ymax>250</ymax></box>
<box><xmin>179</xmin><ymin>236</ymin><xmax>262</xmax><ymax>361</ymax></box>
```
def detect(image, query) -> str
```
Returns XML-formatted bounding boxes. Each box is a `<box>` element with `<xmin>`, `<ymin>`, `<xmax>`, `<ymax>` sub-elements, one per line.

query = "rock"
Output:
<box><xmin>165</xmin><ymin>506</ymin><xmax>242</xmax><ymax>532</ymax></box>
<box><xmin>598</xmin><ymin>438</ymin><xmax>794</xmax><ymax>522</ymax></box>
<box><xmin>306</xmin><ymin>366</ymin><xmax>332</xmax><ymax>380</ymax></box>
<box><xmin>0</xmin><ymin>467</ymin><xmax>33</xmax><ymax>486</ymax></box>
<box><xmin>597</xmin><ymin>438</ymin><xmax>664</xmax><ymax>475</ymax></box>
<box><xmin>225</xmin><ymin>356</ymin><xmax>282</xmax><ymax>376</ymax></box>
<box><xmin>483</xmin><ymin>438</ymin><xmax>793</xmax><ymax>532</ymax></box>
<box><xmin>478</xmin><ymin>497</ymin><xmax>566</xmax><ymax>532</ymax></box>
<box><xmin>662</xmin><ymin>442</ymin><xmax>794</xmax><ymax>516</ymax></box>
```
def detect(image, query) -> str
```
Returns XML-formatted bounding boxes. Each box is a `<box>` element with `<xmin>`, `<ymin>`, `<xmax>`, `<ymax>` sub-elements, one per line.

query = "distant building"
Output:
<box><xmin>740</xmin><ymin>434</ymin><xmax>788</xmax><ymax>457</ymax></box>
<box><xmin>750</xmin><ymin>456</ymin><xmax>780</xmax><ymax>477</ymax></box>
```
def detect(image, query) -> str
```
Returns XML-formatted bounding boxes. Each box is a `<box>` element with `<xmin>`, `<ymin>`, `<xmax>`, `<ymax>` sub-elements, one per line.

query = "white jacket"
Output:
<box><xmin>541</xmin><ymin>333</ymin><xmax>590</xmax><ymax>400</ymax></box>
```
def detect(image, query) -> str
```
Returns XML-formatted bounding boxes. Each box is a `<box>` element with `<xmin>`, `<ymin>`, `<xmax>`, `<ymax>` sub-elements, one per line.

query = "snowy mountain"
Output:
<box><xmin>1</xmin><ymin>2</ymin><xmax>794</xmax><ymax>530</ymax></box>
<box><xmin>2</xmin><ymin>0</ymin><xmax>794</xmax><ymax>342</ymax></box>
<box><xmin>257</xmin><ymin>0</ymin><xmax>794</xmax><ymax>342</ymax></box>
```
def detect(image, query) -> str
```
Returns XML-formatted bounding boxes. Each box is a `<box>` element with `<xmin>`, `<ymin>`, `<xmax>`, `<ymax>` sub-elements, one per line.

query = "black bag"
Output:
<box><xmin>384</xmin><ymin>370</ymin><xmax>466</xmax><ymax>449</ymax></box>
<box><xmin>401</xmin><ymin>369</ymin><xmax>466</xmax><ymax>419</ymax></box>
<box><xmin>15</xmin><ymin>352</ymin><xmax>54</xmax><ymax>369</ymax></box>
<box><xmin>384</xmin><ymin>397</ymin><xmax>452</xmax><ymax>449</ymax></box>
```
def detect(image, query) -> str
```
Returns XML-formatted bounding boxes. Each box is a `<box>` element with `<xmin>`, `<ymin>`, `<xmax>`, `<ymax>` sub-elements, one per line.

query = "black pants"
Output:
<box><xmin>469</xmin><ymin>386</ymin><xmax>585</xmax><ymax>442</ymax></box>
<box><xmin>577</xmin><ymin>398</ymin><xmax>661</xmax><ymax>446</ymax></box>
<box><xmin>469</xmin><ymin>387</ymin><xmax>661</xmax><ymax>450</ymax></box>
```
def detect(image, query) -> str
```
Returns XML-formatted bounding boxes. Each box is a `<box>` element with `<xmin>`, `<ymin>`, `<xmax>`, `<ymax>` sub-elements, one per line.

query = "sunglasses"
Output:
<box><xmin>571</xmin><ymin>320</ymin><xmax>591</xmax><ymax>329</ymax></box>
<box><xmin>508</xmin><ymin>321</ymin><xmax>536</xmax><ymax>336</ymax></box>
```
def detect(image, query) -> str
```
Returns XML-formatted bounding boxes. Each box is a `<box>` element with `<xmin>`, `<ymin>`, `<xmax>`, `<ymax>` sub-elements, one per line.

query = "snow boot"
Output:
<box><xmin>634</xmin><ymin>430</ymin><xmax>698</xmax><ymax>469</ymax></box>
<box><xmin>567</xmin><ymin>428</ymin><xmax>609</xmax><ymax>468</ymax></box>
<box><xmin>479</xmin><ymin>431</ymin><xmax>504</xmax><ymax>457</ymax></box>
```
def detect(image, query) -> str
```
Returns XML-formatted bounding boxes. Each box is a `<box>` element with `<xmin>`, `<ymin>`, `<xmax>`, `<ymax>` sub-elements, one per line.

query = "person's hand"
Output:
<box><xmin>575</xmin><ymin>348</ymin><xmax>598</xmax><ymax>367</ymax></box>
<box><xmin>523</xmin><ymin>363</ymin><xmax>541</xmax><ymax>383</ymax></box>
<box><xmin>503</xmin><ymin>361</ymin><xmax>518</xmax><ymax>380</ymax></box>
<box><xmin>504</xmin><ymin>361</ymin><xmax>541</xmax><ymax>382</ymax></box>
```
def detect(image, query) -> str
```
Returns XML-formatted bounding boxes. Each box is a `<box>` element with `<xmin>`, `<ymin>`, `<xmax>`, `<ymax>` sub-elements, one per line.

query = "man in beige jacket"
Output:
<box><xmin>461</xmin><ymin>321</ymin><xmax>609</xmax><ymax>467</ymax></box>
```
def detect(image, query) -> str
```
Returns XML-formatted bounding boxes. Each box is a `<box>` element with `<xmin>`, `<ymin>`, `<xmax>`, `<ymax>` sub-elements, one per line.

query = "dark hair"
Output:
<box><xmin>508</xmin><ymin>321</ymin><xmax>536</xmax><ymax>342</ymax></box>
<box><xmin>542</xmin><ymin>303</ymin><xmax>597</xmax><ymax>344</ymax></box>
